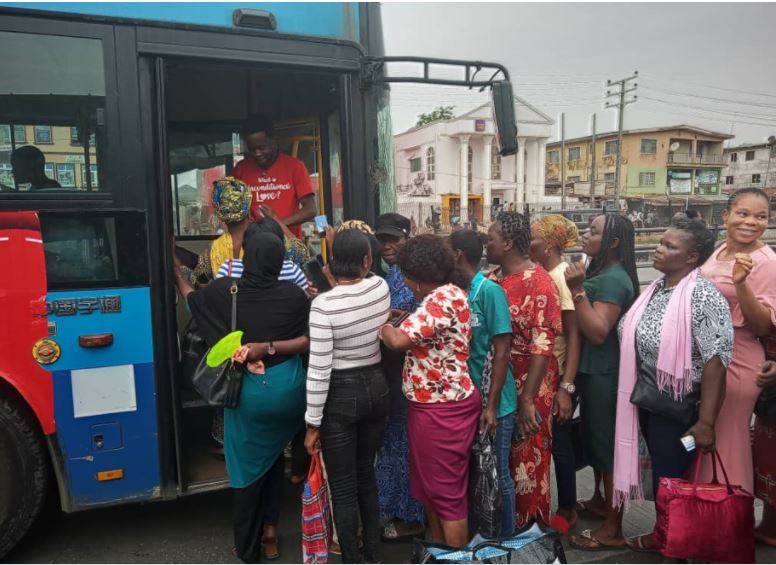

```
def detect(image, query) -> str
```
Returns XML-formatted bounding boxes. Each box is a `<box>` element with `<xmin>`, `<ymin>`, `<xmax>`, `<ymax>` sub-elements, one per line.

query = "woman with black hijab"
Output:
<box><xmin>173</xmin><ymin>232</ymin><xmax>310</xmax><ymax>563</ymax></box>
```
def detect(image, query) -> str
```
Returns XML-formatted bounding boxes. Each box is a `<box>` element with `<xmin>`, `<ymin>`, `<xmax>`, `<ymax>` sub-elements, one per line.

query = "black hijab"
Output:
<box><xmin>188</xmin><ymin>233</ymin><xmax>310</xmax><ymax>368</ymax></box>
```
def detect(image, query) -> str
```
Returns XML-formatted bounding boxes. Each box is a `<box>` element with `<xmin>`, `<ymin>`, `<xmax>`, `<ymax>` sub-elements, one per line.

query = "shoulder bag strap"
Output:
<box><xmin>230</xmin><ymin>283</ymin><xmax>238</xmax><ymax>332</ymax></box>
<box><xmin>471</xmin><ymin>276</ymin><xmax>487</xmax><ymax>303</ymax></box>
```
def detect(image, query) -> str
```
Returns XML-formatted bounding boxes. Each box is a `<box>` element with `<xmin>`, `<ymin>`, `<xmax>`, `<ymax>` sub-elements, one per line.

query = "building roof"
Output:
<box><xmin>395</xmin><ymin>96</ymin><xmax>553</xmax><ymax>137</ymax></box>
<box><xmin>545</xmin><ymin>124</ymin><xmax>734</xmax><ymax>148</ymax></box>
<box><xmin>724</xmin><ymin>141</ymin><xmax>774</xmax><ymax>152</ymax></box>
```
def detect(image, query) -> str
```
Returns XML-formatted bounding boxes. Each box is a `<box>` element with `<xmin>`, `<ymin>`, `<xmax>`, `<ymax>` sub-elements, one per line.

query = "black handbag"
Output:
<box><xmin>630</xmin><ymin>354</ymin><xmax>699</xmax><ymax>427</ymax></box>
<box><xmin>755</xmin><ymin>387</ymin><xmax>776</xmax><ymax>423</ymax></box>
<box><xmin>468</xmin><ymin>431</ymin><xmax>503</xmax><ymax>539</ymax></box>
<box><xmin>191</xmin><ymin>282</ymin><xmax>243</xmax><ymax>408</ymax></box>
<box><xmin>180</xmin><ymin>317</ymin><xmax>208</xmax><ymax>391</ymax></box>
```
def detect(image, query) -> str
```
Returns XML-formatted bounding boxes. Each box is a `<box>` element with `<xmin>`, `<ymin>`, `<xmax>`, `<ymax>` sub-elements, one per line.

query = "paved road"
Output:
<box><xmin>7</xmin><ymin>466</ymin><xmax>776</xmax><ymax>564</ymax></box>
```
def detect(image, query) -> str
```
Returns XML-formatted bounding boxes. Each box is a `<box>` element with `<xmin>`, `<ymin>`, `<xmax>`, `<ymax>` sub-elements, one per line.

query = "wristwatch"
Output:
<box><xmin>267</xmin><ymin>341</ymin><xmax>276</xmax><ymax>355</ymax></box>
<box><xmin>572</xmin><ymin>290</ymin><xmax>586</xmax><ymax>304</ymax></box>
<box><xmin>559</xmin><ymin>382</ymin><xmax>576</xmax><ymax>395</ymax></box>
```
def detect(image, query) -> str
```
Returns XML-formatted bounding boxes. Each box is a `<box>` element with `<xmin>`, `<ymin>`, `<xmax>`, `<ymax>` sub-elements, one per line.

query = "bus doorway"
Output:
<box><xmin>157</xmin><ymin>58</ymin><xmax>346</xmax><ymax>494</ymax></box>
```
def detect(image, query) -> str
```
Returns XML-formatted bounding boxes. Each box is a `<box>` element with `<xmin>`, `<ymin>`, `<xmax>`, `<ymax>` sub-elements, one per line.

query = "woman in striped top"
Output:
<box><xmin>304</xmin><ymin>229</ymin><xmax>391</xmax><ymax>564</ymax></box>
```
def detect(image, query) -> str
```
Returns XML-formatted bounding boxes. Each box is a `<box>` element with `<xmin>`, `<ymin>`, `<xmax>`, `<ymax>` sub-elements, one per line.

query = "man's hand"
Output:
<box><xmin>480</xmin><ymin>405</ymin><xmax>497</xmax><ymax>435</ymax></box>
<box><xmin>554</xmin><ymin>388</ymin><xmax>573</xmax><ymax>424</ymax></box>
<box><xmin>685</xmin><ymin>421</ymin><xmax>715</xmax><ymax>453</ymax></box>
<box><xmin>304</xmin><ymin>427</ymin><xmax>321</xmax><ymax>456</ymax></box>
<box><xmin>258</xmin><ymin>204</ymin><xmax>278</xmax><ymax>221</ymax></box>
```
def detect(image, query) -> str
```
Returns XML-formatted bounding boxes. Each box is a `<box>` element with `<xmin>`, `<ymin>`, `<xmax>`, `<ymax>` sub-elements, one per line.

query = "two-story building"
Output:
<box><xmin>545</xmin><ymin>125</ymin><xmax>733</xmax><ymax>222</ymax></box>
<box><xmin>1</xmin><ymin>123</ymin><xmax>99</xmax><ymax>190</ymax></box>
<box><xmin>393</xmin><ymin>98</ymin><xmax>553</xmax><ymax>230</ymax></box>
<box><xmin>722</xmin><ymin>139</ymin><xmax>776</xmax><ymax>192</ymax></box>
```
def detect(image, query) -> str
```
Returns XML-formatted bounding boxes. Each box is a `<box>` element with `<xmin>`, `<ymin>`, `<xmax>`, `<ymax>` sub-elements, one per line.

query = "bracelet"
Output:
<box><xmin>572</xmin><ymin>290</ymin><xmax>587</xmax><ymax>304</ymax></box>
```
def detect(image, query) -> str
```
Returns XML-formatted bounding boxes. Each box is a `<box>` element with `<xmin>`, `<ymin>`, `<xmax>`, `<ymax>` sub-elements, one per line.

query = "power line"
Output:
<box><xmin>642</xmin><ymin>85</ymin><xmax>776</xmax><ymax>110</ymax></box>
<box><xmin>640</xmin><ymin>72</ymin><xmax>776</xmax><ymax>101</ymax></box>
<box><xmin>640</xmin><ymin>96</ymin><xmax>776</xmax><ymax>124</ymax></box>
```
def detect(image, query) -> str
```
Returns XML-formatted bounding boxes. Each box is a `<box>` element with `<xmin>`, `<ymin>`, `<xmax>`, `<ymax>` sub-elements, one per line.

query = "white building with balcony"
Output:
<box><xmin>393</xmin><ymin>98</ymin><xmax>554</xmax><ymax>230</ymax></box>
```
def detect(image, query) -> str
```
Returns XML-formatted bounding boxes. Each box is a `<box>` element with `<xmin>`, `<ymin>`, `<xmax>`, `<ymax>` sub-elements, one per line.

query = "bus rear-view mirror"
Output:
<box><xmin>491</xmin><ymin>81</ymin><xmax>518</xmax><ymax>157</ymax></box>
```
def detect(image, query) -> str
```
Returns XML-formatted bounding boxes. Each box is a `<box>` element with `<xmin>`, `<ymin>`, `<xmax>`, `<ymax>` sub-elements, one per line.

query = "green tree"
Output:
<box><xmin>415</xmin><ymin>106</ymin><xmax>455</xmax><ymax>127</ymax></box>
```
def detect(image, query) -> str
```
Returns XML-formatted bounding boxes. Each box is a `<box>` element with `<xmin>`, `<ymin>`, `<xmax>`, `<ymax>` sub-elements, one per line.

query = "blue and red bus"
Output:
<box><xmin>0</xmin><ymin>2</ymin><xmax>516</xmax><ymax>556</ymax></box>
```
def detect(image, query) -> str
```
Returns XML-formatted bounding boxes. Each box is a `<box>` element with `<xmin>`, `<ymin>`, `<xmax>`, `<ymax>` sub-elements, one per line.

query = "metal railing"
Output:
<box><xmin>667</xmin><ymin>153</ymin><xmax>725</xmax><ymax>165</ymax></box>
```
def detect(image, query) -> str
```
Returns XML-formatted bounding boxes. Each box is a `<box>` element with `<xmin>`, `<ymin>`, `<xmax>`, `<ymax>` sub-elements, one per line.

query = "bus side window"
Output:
<box><xmin>40</xmin><ymin>212</ymin><xmax>149</xmax><ymax>290</ymax></box>
<box><xmin>0</xmin><ymin>31</ymin><xmax>108</xmax><ymax>194</ymax></box>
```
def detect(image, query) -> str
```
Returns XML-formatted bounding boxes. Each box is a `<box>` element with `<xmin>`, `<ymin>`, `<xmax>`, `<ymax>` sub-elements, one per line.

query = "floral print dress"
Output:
<box><xmin>491</xmin><ymin>266</ymin><xmax>561</xmax><ymax>528</ymax></box>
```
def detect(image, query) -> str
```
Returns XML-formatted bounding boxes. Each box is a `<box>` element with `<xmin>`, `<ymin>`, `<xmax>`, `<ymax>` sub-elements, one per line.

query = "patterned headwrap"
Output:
<box><xmin>496</xmin><ymin>211</ymin><xmax>532</xmax><ymax>254</ymax></box>
<box><xmin>211</xmin><ymin>176</ymin><xmax>252</xmax><ymax>224</ymax></box>
<box><xmin>336</xmin><ymin>220</ymin><xmax>374</xmax><ymax>235</ymax></box>
<box><xmin>531</xmin><ymin>215</ymin><xmax>580</xmax><ymax>251</ymax></box>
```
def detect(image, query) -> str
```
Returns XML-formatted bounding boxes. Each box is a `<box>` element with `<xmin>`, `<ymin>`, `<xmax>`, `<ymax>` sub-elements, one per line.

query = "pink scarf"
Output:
<box><xmin>613</xmin><ymin>268</ymin><xmax>698</xmax><ymax>509</ymax></box>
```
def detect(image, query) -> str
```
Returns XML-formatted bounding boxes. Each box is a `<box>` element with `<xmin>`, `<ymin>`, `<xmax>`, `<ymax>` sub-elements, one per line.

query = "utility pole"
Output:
<box><xmin>560</xmin><ymin>112</ymin><xmax>566</xmax><ymax>209</ymax></box>
<box><xmin>604</xmin><ymin>71</ymin><xmax>638</xmax><ymax>207</ymax></box>
<box><xmin>765</xmin><ymin>136</ymin><xmax>776</xmax><ymax>189</ymax></box>
<box><xmin>590</xmin><ymin>113</ymin><xmax>597</xmax><ymax>205</ymax></box>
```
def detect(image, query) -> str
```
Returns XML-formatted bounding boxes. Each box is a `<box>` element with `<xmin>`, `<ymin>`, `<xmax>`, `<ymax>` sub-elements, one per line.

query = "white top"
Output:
<box><xmin>305</xmin><ymin>276</ymin><xmax>391</xmax><ymax>426</ymax></box>
<box><xmin>216</xmin><ymin>258</ymin><xmax>308</xmax><ymax>289</ymax></box>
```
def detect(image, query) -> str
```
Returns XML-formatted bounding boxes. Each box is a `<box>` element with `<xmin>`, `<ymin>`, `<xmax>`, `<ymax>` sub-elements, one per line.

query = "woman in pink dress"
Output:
<box><xmin>698</xmin><ymin>187</ymin><xmax>776</xmax><ymax>494</ymax></box>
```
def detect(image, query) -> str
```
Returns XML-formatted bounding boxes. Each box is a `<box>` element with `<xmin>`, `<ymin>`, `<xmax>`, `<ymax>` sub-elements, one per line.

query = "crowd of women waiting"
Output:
<box><xmin>172</xmin><ymin>178</ymin><xmax>776</xmax><ymax>563</ymax></box>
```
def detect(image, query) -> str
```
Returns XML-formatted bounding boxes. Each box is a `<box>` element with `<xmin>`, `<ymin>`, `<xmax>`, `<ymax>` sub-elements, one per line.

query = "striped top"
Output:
<box><xmin>216</xmin><ymin>258</ymin><xmax>308</xmax><ymax>290</ymax></box>
<box><xmin>305</xmin><ymin>276</ymin><xmax>391</xmax><ymax>426</ymax></box>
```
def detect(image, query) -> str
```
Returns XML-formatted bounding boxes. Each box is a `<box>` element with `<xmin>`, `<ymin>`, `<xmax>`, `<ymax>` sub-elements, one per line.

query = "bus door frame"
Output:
<box><xmin>134</xmin><ymin>26</ymin><xmax>368</xmax><ymax>496</ymax></box>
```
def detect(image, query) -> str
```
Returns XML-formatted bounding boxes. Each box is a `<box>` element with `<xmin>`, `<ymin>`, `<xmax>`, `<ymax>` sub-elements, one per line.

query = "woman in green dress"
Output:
<box><xmin>564</xmin><ymin>214</ymin><xmax>638</xmax><ymax>551</ymax></box>
<box><xmin>174</xmin><ymin>232</ymin><xmax>310</xmax><ymax>563</ymax></box>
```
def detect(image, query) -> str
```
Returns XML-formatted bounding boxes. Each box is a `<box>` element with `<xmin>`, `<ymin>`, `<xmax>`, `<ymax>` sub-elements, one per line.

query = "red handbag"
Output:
<box><xmin>653</xmin><ymin>451</ymin><xmax>755</xmax><ymax>563</ymax></box>
<box><xmin>301</xmin><ymin>450</ymin><xmax>333</xmax><ymax>564</ymax></box>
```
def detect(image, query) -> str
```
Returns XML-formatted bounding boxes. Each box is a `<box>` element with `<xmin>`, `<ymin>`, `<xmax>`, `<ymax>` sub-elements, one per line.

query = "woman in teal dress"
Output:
<box><xmin>174</xmin><ymin>232</ymin><xmax>310</xmax><ymax>563</ymax></box>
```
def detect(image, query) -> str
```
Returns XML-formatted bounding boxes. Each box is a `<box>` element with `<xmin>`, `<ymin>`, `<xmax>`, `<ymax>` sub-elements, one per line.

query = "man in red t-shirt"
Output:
<box><xmin>233</xmin><ymin>115</ymin><xmax>316</xmax><ymax>237</ymax></box>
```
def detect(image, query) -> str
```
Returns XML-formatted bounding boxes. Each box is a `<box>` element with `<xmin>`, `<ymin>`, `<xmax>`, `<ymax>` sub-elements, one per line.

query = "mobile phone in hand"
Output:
<box><xmin>303</xmin><ymin>258</ymin><xmax>332</xmax><ymax>293</ymax></box>
<box><xmin>314</xmin><ymin>214</ymin><xmax>328</xmax><ymax>234</ymax></box>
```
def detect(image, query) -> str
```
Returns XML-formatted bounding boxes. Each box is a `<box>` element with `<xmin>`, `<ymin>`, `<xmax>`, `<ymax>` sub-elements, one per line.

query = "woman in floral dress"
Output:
<box><xmin>486</xmin><ymin>212</ymin><xmax>562</xmax><ymax>528</ymax></box>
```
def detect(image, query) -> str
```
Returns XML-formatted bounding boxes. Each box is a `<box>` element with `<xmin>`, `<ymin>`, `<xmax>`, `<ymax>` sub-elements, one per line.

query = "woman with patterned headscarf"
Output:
<box><xmin>529</xmin><ymin>215</ymin><xmax>582</xmax><ymax>528</ymax></box>
<box><xmin>190</xmin><ymin>177</ymin><xmax>253</xmax><ymax>286</ymax></box>
<box><xmin>486</xmin><ymin>211</ymin><xmax>562</xmax><ymax>529</ymax></box>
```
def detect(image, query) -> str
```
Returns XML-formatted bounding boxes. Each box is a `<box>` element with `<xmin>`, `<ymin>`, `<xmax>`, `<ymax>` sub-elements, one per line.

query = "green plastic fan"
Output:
<box><xmin>206</xmin><ymin>330</ymin><xmax>244</xmax><ymax>367</ymax></box>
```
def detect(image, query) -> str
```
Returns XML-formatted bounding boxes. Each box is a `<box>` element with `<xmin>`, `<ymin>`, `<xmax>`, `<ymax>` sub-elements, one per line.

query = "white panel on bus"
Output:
<box><xmin>71</xmin><ymin>364</ymin><xmax>137</xmax><ymax>419</ymax></box>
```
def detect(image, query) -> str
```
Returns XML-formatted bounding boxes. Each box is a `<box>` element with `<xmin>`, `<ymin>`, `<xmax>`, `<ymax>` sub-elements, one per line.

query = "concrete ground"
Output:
<box><xmin>6</xmin><ymin>466</ymin><xmax>776</xmax><ymax>564</ymax></box>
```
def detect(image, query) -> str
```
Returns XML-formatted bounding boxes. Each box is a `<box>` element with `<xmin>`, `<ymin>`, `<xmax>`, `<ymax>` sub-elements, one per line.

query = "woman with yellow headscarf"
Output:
<box><xmin>529</xmin><ymin>214</ymin><xmax>582</xmax><ymax>528</ymax></box>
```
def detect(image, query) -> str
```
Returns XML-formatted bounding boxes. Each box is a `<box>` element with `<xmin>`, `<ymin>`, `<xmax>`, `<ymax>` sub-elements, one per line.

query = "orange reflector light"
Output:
<box><xmin>97</xmin><ymin>469</ymin><xmax>124</xmax><ymax>481</ymax></box>
<box><xmin>79</xmin><ymin>333</ymin><xmax>114</xmax><ymax>348</ymax></box>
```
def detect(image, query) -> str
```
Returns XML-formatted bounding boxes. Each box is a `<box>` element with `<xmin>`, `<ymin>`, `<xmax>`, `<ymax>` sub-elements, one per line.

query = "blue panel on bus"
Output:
<box><xmin>53</xmin><ymin>362</ymin><xmax>161</xmax><ymax>507</ymax></box>
<box><xmin>2</xmin><ymin>2</ymin><xmax>360</xmax><ymax>42</ymax></box>
<box><xmin>44</xmin><ymin>287</ymin><xmax>154</xmax><ymax>371</ymax></box>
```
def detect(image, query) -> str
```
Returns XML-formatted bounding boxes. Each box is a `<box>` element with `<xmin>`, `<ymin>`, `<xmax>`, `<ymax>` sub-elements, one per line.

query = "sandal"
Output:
<box><xmin>625</xmin><ymin>533</ymin><xmax>658</xmax><ymax>554</ymax></box>
<box><xmin>381</xmin><ymin>520</ymin><xmax>425</xmax><ymax>543</ymax></box>
<box><xmin>569</xmin><ymin>529</ymin><xmax>627</xmax><ymax>552</ymax></box>
<box><xmin>575</xmin><ymin>499</ymin><xmax>607</xmax><ymax>519</ymax></box>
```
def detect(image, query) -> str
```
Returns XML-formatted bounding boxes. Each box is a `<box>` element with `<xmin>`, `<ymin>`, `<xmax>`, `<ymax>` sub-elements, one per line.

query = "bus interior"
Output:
<box><xmin>166</xmin><ymin>58</ymin><xmax>346</xmax><ymax>491</ymax></box>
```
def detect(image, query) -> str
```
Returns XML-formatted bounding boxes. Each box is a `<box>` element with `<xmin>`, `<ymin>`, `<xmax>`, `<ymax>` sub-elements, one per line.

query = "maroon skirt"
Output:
<box><xmin>406</xmin><ymin>390</ymin><xmax>481</xmax><ymax>521</ymax></box>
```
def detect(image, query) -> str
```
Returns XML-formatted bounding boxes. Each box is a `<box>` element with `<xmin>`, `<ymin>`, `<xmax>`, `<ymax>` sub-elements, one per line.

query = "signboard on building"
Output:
<box><xmin>65</xmin><ymin>154</ymin><xmax>86</xmax><ymax>164</ymax></box>
<box><xmin>474</xmin><ymin>119</ymin><xmax>486</xmax><ymax>132</ymax></box>
<box><xmin>668</xmin><ymin>170</ymin><xmax>692</xmax><ymax>194</ymax></box>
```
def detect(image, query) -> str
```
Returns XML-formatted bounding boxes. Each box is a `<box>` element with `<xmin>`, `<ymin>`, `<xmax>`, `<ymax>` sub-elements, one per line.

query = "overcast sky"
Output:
<box><xmin>381</xmin><ymin>2</ymin><xmax>776</xmax><ymax>147</ymax></box>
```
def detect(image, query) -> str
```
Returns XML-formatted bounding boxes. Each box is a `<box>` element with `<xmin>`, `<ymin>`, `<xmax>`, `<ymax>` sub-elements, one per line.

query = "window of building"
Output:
<box><xmin>639</xmin><ymin>171</ymin><xmax>656</xmax><ymax>186</ymax></box>
<box><xmin>426</xmin><ymin>147</ymin><xmax>435</xmax><ymax>180</ymax></box>
<box><xmin>725</xmin><ymin>176</ymin><xmax>734</xmax><ymax>185</ymax></box>
<box><xmin>409</xmin><ymin>157</ymin><xmax>421</xmax><ymax>173</ymax></box>
<box><xmin>753</xmin><ymin>174</ymin><xmax>761</xmax><ymax>184</ymax></box>
<box><xmin>467</xmin><ymin>145</ymin><xmax>473</xmax><ymax>191</ymax></box>
<box><xmin>730</xmin><ymin>152</ymin><xmax>738</xmax><ymax>162</ymax></box>
<box><xmin>0</xmin><ymin>124</ymin><xmax>27</xmax><ymax>145</ymax></box>
<box><xmin>640</xmin><ymin>139</ymin><xmax>657</xmax><ymax>154</ymax></box>
<box><xmin>491</xmin><ymin>145</ymin><xmax>501</xmax><ymax>180</ymax></box>
<box><xmin>547</xmin><ymin>150</ymin><xmax>560</xmax><ymax>164</ymax></box>
<box><xmin>34</xmin><ymin>125</ymin><xmax>53</xmax><ymax>144</ymax></box>
<box><xmin>567</xmin><ymin>176</ymin><xmax>581</xmax><ymax>183</ymax></box>
<box><xmin>70</xmin><ymin>126</ymin><xmax>96</xmax><ymax>146</ymax></box>
<box><xmin>746</xmin><ymin>151</ymin><xmax>756</xmax><ymax>161</ymax></box>
<box><xmin>56</xmin><ymin>164</ymin><xmax>76</xmax><ymax>187</ymax></box>
<box><xmin>81</xmin><ymin>164</ymin><xmax>98</xmax><ymax>189</ymax></box>
<box><xmin>568</xmin><ymin>147</ymin><xmax>581</xmax><ymax>161</ymax></box>
<box><xmin>604</xmin><ymin>140</ymin><xmax>618</xmax><ymax>156</ymax></box>
<box><xmin>0</xmin><ymin>30</ymin><xmax>108</xmax><ymax>194</ymax></box>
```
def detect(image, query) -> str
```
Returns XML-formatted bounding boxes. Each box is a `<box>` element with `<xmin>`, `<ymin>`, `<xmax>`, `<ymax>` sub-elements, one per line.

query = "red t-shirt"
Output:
<box><xmin>233</xmin><ymin>152</ymin><xmax>314</xmax><ymax>237</ymax></box>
